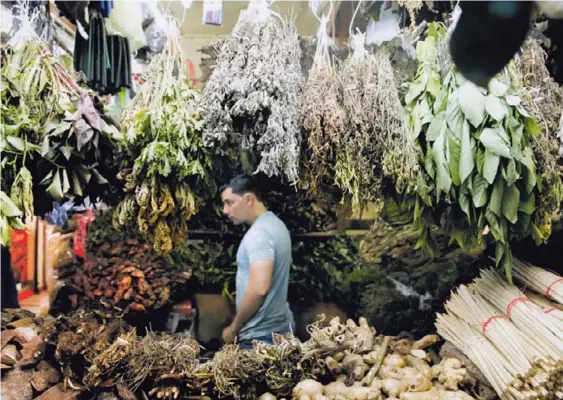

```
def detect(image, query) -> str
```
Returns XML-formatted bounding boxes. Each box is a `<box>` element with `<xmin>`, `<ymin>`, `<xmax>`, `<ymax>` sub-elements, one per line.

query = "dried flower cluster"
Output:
<box><xmin>200</xmin><ymin>1</ymin><xmax>303</xmax><ymax>184</ymax></box>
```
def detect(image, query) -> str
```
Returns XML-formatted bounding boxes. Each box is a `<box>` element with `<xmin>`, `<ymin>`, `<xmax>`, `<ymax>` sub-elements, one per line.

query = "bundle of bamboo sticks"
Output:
<box><xmin>436</xmin><ymin>266</ymin><xmax>563</xmax><ymax>400</ymax></box>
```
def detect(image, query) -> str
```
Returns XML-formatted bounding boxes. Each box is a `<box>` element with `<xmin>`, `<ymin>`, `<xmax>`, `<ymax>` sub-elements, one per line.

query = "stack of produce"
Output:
<box><xmin>114</xmin><ymin>17</ymin><xmax>214</xmax><ymax>254</ymax></box>
<box><xmin>437</xmin><ymin>266</ymin><xmax>563</xmax><ymax>399</ymax></box>
<box><xmin>512</xmin><ymin>258</ymin><xmax>563</xmax><ymax>304</ymax></box>
<box><xmin>405</xmin><ymin>23</ymin><xmax>550</xmax><ymax>278</ymax></box>
<box><xmin>63</xmin><ymin>214</ymin><xmax>193</xmax><ymax>316</ymax></box>
<box><xmin>199</xmin><ymin>0</ymin><xmax>303</xmax><ymax>184</ymax></box>
<box><xmin>1</xmin><ymin>29</ymin><xmax>121</xmax><ymax>242</ymax></box>
<box><xmin>300</xmin><ymin>14</ymin><xmax>346</xmax><ymax>206</ymax></box>
<box><xmin>335</xmin><ymin>32</ymin><xmax>419</xmax><ymax>216</ymax></box>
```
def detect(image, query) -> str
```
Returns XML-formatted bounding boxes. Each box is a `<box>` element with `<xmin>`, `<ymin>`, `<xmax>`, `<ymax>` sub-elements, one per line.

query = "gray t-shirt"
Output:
<box><xmin>235</xmin><ymin>211</ymin><xmax>294</xmax><ymax>340</ymax></box>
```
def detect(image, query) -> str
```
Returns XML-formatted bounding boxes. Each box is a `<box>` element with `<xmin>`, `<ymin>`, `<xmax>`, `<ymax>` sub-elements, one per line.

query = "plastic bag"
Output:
<box><xmin>135</xmin><ymin>1</ymin><xmax>168</xmax><ymax>63</ymax></box>
<box><xmin>365</xmin><ymin>8</ymin><xmax>401</xmax><ymax>46</ymax></box>
<box><xmin>105</xmin><ymin>1</ymin><xmax>146</xmax><ymax>52</ymax></box>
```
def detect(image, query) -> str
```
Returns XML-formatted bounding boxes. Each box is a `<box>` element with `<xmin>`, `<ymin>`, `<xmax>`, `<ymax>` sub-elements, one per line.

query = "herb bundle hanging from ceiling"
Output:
<box><xmin>0</xmin><ymin>4</ymin><xmax>120</xmax><ymax>244</ymax></box>
<box><xmin>337</xmin><ymin>32</ymin><xmax>419</xmax><ymax>216</ymax></box>
<box><xmin>199</xmin><ymin>0</ymin><xmax>303</xmax><ymax>184</ymax></box>
<box><xmin>405</xmin><ymin>23</ymin><xmax>548</xmax><ymax>280</ymax></box>
<box><xmin>114</xmin><ymin>18</ymin><xmax>214</xmax><ymax>254</ymax></box>
<box><xmin>301</xmin><ymin>13</ymin><xmax>345</xmax><ymax>205</ymax></box>
<box><xmin>514</xmin><ymin>39</ymin><xmax>563</xmax><ymax>238</ymax></box>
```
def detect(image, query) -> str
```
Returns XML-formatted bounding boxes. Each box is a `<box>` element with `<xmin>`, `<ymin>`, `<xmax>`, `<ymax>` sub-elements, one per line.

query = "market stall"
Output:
<box><xmin>1</xmin><ymin>0</ymin><xmax>563</xmax><ymax>399</ymax></box>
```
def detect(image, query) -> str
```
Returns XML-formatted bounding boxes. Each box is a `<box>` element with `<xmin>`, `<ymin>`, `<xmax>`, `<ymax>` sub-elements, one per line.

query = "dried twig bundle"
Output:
<box><xmin>337</xmin><ymin>33</ymin><xmax>419</xmax><ymax>215</ymax></box>
<box><xmin>200</xmin><ymin>0</ymin><xmax>303</xmax><ymax>184</ymax></box>
<box><xmin>301</xmin><ymin>15</ymin><xmax>345</xmax><ymax>201</ymax></box>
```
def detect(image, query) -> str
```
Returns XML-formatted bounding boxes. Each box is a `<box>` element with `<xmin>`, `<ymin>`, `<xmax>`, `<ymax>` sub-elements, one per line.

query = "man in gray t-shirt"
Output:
<box><xmin>220</xmin><ymin>175</ymin><xmax>294</xmax><ymax>347</ymax></box>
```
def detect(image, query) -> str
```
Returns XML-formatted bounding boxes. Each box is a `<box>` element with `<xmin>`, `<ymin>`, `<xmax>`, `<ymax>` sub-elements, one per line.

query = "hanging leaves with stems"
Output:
<box><xmin>405</xmin><ymin>23</ymin><xmax>548</xmax><ymax>281</ymax></box>
<box><xmin>115</xmin><ymin>17</ymin><xmax>214</xmax><ymax>254</ymax></box>
<box><xmin>0</xmin><ymin>24</ymin><xmax>121</xmax><ymax>245</ymax></box>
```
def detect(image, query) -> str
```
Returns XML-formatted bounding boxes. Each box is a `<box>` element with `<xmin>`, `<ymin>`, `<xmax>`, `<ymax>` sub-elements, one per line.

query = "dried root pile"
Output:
<box><xmin>301</xmin><ymin>15</ymin><xmax>345</xmax><ymax>203</ymax></box>
<box><xmin>65</xmin><ymin>215</ymin><xmax>192</xmax><ymax>316</ymax></box>
<box><xmin>437</xmin><ymin>266</ymin><xmax>563</xmax><ymax>399</ymax></box>
<box><xmin>86</xmin><ymin>330</ymin><xmax>200</xmax><ymax>399</ymax></box>
<box><xmin>337</xmin><ymin>33</ymin><xmax>419</xmax><ymax>216</ymax></box>
<box><xmin>200</xmin><ymin>0</ymin><xmax>303</xmax><ymax>184</ymax></box>
<box><xmin>114</xmin><ymin>18</ymin><xmax>214</xmax><ymax>254</ymax></box>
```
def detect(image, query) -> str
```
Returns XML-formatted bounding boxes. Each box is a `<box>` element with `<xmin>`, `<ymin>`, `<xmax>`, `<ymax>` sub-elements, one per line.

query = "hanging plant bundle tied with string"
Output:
<box><xmin>115</xmin><ymin>18</ymin><xmax>214</xmax><ymax>254</ymax></box>
<box><xmin>337</xmin><ymin>32</ymin><xmax>419</xmax><ymax>216</ymax></box>
<box><xmin>405</xmin><ymin>23</ymin><xmax>549</xmax><ymax>279</ymax></box>
<box><xmin>301</xmin><ymin>14</ymin><xmax>345</xmax><ymax>203</ymax></box>
<box><xmin>199</xmin><ymin>0</ymin><xmax>303</xmax><ymax>184</ymax></box>
<box><xmin>0</xmin><ymin>3</ymin><xmax>120</xmax><ymax>245</ymax></box>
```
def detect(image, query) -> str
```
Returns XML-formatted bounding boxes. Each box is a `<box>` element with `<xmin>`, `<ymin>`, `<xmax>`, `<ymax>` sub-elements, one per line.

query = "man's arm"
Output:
<box><xmin>230</xmin><ymin>259</ymin><xmax>274</xmax><ymax>333</ymax></box>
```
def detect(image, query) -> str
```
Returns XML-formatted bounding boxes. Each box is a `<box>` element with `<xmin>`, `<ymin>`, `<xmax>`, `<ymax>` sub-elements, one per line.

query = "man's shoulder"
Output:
<box><xmin>255</xmin><ymin>212</ymin><xmax>289</xmax><ymax>235</ymax></box>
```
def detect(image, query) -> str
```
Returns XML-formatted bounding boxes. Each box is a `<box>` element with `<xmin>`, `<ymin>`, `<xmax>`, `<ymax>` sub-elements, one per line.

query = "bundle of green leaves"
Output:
<box><xmin>0</xmin><ymin>40</ymin><xmax>121</xmax><ymax>245</ymax></box>
<box><xmin>405</xmin><ymin>24</ymin><xmax>549</xmax><ymax>280</ymax></box>
<box><xmin>114</xmin><ymin>19</ymin><xmax>215</xmax><ymax>254</ymax></box>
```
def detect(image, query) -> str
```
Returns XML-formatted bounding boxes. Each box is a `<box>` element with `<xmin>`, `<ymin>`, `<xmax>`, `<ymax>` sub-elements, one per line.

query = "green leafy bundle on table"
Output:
<box><xmin>114</xmin><ymin>19</ymin><xmax>215</xmax><ymax>254</ymax></box>
<box><xmin>0</xmin><ymin>40</ymin><xmax>121</xmax><ymax>245</ymax></box>
<box><xmin>405</xmin><ymin>24</ymin><xmax>553</xmax><ymax>279</ymax></box>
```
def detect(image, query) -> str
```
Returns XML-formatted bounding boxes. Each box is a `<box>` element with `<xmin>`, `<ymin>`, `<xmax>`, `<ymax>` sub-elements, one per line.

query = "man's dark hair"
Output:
<box><xmin>221</xmin><ymin>174</ymin><xmax>264</xmax><ymax>202</ymax></box>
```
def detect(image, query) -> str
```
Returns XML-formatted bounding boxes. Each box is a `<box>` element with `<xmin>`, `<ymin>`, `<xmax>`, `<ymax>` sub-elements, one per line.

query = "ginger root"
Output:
<box><xmin>431</xmin><ymin>358</ymin><xmax>467</xmax><ymax>391</ymax></box>
<box><xmin>381</xmin><ymin>378</ymin><xmax>408</xmax><ymax>398</ymax></box>
<box><xmin>293</xmin><ymin>379</ymin><xmax>324</xmax><ymax>400</ymax></box>
<box><xmin>342</xmin><ymin>353</ymin><xmax>369</xmax><ymax>381</ymax></box>
<box><xmin>399</xmin><ymin>388</ymin><xmax>440</xmax><ymax>400</ymax></box>
<box><xmin>412</xmin><ymin>335</ymin><xmax>440</xmax><ymax>350</ymax></box>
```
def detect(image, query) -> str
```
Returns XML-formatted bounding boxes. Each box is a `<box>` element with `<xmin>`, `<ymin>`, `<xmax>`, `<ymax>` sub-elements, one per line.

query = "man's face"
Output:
<box><xmin>221</xmin><ymin>188</ymin><xmax>251</xmax><ymax>225</ymax></box>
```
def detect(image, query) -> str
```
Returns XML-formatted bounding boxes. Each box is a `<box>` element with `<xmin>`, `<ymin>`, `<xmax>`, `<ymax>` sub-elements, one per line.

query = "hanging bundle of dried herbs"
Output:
<box><xmin>337</xmin><ymin>33</ymin><xmax>419</xmax><ymax>216</ymax></box>
<box><xmin>1</xmin><ymin>23</ymin><xmax>120</xmax><ymax>244</ymax></box>
<box><xmin>514</xmin><ymin>39</ymin><xmax>563</xmax><ymax>237</ymax></box>
<box><xmin>199</xmin><ymin>0</ymin><xmax>303</xmax><ymax>184</ymax></box>
<box><xmin>405</xmin><ymin>24</ymin><xmax>548</xmax><ymax>280</ymax></box>
<box><xmin>301</xmin><ymin>15</ymin><xmax>345</xmax><ymax>202</ymax></box>
<box><xmin>114</xmin><ymin>18</ymin><xmax>214</xmax><ymax>254</ymax></box>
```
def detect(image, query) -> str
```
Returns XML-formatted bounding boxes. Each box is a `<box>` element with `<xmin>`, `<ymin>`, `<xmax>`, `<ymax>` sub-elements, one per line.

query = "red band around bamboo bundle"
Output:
<box><xmin>481</xmin><ymin>315</ymin><xmax>505</xmax><ymax>333</ymax></box>
<box><xmin>545</xmin><ymin>278</ymin><xmax>563</xmax><ymax>296</ymax></box>
<box><xmin>506</xmin><ymin>297</ymin><xmax>531</xmax><ymax>319</ymax></box>
<box><xmin>545</xmin><ymin>308</ymin><xmax>557</xmax><ymax>314</ymax></box>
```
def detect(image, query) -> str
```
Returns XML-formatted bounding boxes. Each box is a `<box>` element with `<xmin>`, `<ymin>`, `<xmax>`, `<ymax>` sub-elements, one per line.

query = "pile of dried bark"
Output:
<box><xmin>56</xmin><ymin>215</ymin><xmax>193</xmax><ymax>317</ymax></box>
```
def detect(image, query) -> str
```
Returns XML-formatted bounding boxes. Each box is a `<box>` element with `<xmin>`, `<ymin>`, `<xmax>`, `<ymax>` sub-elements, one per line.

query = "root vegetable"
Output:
<box><xmin>381</xmin><ymin>379</ymin><xmax>408</xmax><ymax>397</ymax></box>
<box><xmin>400</xmin><ymin>367</ymin><xmax>421</xmax><ymax>378</ymax></box>
<box><xmin>323</xmin><ymin>381</ymin><xmax>381</xmax><ymax>400</ymax></box>
<box><xmin>333</xmin><ymin>352</ymin><xmax>345</xmax><ymax>362</ymax></box>
<box><xmin>412</xmin><ymin>335</ymin><xmax>439</xmax><ymax>350</ymax></box>
<box><xmin>258</xmin><ymin>393</ymin><xmax>276</xmax><ymax>400</ymax></box>
<box><xmin>399</xmin><ymin>388</ymin><xmax>440</xmax><ymax>400</ymax></box>
<box><xmin>431</xmin><ymin>358</ymin><xmax>466</xmax><ymax>391</ymax></box>
<box><xmin>326</xmin><ymin>356</ymin><xmax>341</xmax><ymax>372</ymax></box>
<box><xmin>364</xmin><ymin>336</ymin><xmax>391</xmax><ymax>387</ymax></box>
<box><xmin>342</xmin><ymin>354</ymin><xmax>369</xmax><ymax>381</ymax></box>
<box><xmin>1</xmin><ymin>344</ymin><xmax>20</xmax><ymax>365</ymax></box>
<box><xmin>410</xmin><ymin>349</ymin><xmax>428</xmax><ymax>360</ymax></box>
<box><xmin>404</xmin><ymin>374</ymin><xmax>433</xmax><ymax>392</ymax></box>
<box><xmin>378</xmin><ymin>365</ymin><xmax>403</xmax><ymax>380</ymax></box>
<box><xmin>383</xmin><ymin>354</ymin><xmax>406</xmax><ymax>369</ymax></box>
<box><xmin>406</xmin><ymin>356</ymin><xmax>433</xmax><ymax>380</ymax></box>
<box><xmin>363</xmin><ymin>351</ymin><xmax>379</xmax><ymax>365</ymax></box>
<box><xmin>294</xmin><ymin>379</ymin><xmax>324</xmax><ymax>399</ymax></box>
<box><xmin>392</xmin><ymin>339</ymin><xmax>412</xmax><ymax>356</ymax></box>
<box><xmin>438</xmin><ymin>390</ymin><xmax>475</xmax><ymax>400</ymax></box>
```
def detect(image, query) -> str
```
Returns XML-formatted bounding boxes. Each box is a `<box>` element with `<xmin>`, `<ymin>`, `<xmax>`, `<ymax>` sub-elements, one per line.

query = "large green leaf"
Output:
<box><xmin>519</xmin><ymin>191</ymin><xmax>535</xmax><ymax>215</ymax></box>
<box><xmin>458</xmin><ymin>81</ymin><xmax>486</xmax><ymax>128</ymax></box>
<box><xmin>485</xmin><ymin>96</ymin><xmax>506</xmax><ymax>121</ymax></box>
<box><xmin>504</xmin><ymin>158</ymin><xmax>519</xmax><ymax>185</ymax></box>
<box><xmin>505</xmin><ymin>95</ymin><xmax>521</xmax><ymax>106</ymax></box>
<box><xmin>460</xmin><ymin>120</ymin><xmax>474</xmax><ymax>183</ymax></box>
<box><xmin>483</xmin><ymin>150</ymin><xmax>500</xmax><ymax>185</ymax></box>
<box><xmin>480</xmin><ymin>128</ymin><xmax>511</xmax><ymax>158</ymax></box>
<box><xmin>459</xmin><ymin>184</ymin><xmax>472</xmax><ymax>221</ymax></box>
<box><xmin>46</xmin><ymin>170</ymin><xmax>64</xmax><ymax>200</ymax></box>
<box><xmin>432</xmin><ymin>131</ymin><xmax>452</xmax><ymax>196</ymax></box>
<box><xmin>472</xmin><ymin>174</ymin><xmax>488</xmax><ymax>208</ymax></box>
<box><xmin>0</xmin><ymin>191</ymin><xmax>22</xmax><ymax>217</ymax></box>
<box><xmin>490</xmin><ymin>176</ymin><xmax>504</xmax><ymax>217</ymax></box>
<box><xmin>476</xmin><ymin>147</ymin><xmax>485</xmax><ymax>174</ymax></box>
<box><xmin>489</xmin><ymin>78</ymin><xmax>509</xmax><ymax>97</ymax></box>
<box><xmin>501</xmin><ymin>184</ymin><xmax>520</xmax><ymax>224</ymax></box>
<box><xmin>426</xmin><ymin>111</ymin><xmax>446</xmax><ymax>142</ymax></box>
<box><xmin>405</xmin><ymin>81</ymin><xmax>425</xmax><ymax>105</ymax></box>
<box><xmin>524</xmin><ymin>117</ymin><xmax>542</xmax><ymax>136</ymax></box>
<box><xmin>448</xmin><ymin>136</ymin><xmax>461</xmax><ymax>186</ymax></box>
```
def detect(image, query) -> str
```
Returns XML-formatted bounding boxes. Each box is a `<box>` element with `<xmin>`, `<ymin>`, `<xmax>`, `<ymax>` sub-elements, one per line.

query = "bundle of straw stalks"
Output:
<box><xmin>445</xmin><ymin>285</ymin><xmax>559</xmax><ymax>397</ymax></box>
<box><xmin>512</xmin><ymin>259</ymin><xmax>563</xmax><ymax>305</ymax></box>
<box><xmin>526</xmin><ymin>291</ymin><xmax>563</xmax><ymax>323</ymax></box>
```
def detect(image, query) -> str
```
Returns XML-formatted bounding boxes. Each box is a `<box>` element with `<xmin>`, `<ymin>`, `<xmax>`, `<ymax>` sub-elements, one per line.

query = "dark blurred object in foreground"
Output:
<box><xmin>450</xmin><ymin>1</ymin><xmax>533</xmax><ymax>87</ymax></box>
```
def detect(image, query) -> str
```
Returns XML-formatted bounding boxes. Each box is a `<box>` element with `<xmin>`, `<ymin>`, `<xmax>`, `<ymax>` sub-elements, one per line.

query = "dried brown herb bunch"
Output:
<box><xmin>200</xmin><ymin>1</ymin><xmax>303</xmax><ymax>184</ymax></box>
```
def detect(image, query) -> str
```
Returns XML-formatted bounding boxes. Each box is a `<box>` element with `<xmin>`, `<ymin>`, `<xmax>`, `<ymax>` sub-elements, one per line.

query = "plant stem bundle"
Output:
<box><xmin>200</xmin><ymin>0</ymin><xmax>303</xmax><ymax>184</ymax></box>
<box><xmin>513</xmin><ymin>258</ymin><xmax>563</xmax><ymax>305</ymax></box>
<box><xmin>301</xmin><ymin>15</ymin><xmax>345</xmax><ymax>203</ymax></box>
<box><xmin>115</xmin><ymin>18</ymin><xmax>213</xmax><ymax>254</ymax></box>
<box><xmin>445</xmin><ymin>285</ymin><xmax>559</xmax><ymax>396</ymax></box>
